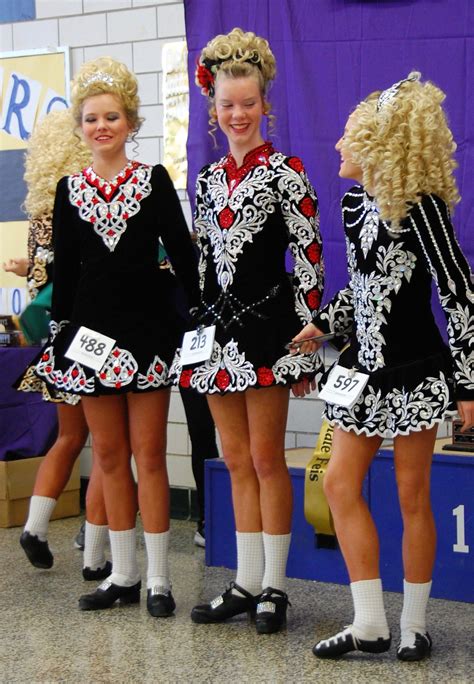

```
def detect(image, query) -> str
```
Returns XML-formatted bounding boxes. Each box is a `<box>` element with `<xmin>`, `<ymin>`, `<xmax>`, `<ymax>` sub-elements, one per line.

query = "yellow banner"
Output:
<box><xmin>304</xmin><ymin>420</ymin><xmax>336</xmax><ymax>536</ymax></box>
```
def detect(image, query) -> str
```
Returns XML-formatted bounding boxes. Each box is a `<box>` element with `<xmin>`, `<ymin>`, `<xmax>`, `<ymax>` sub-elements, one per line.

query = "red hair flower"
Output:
<box><xmin>307</xmin><ymin>243</ymin><xmax>321</xmax><ymax>264</ymax></box>
<box><xmin>216</xmin><ymin>369</ymin><xmax>230</xmax><ymax>390</ymax></box>
<box><xmin>180</xmin><ymin>369</ymin><xmax>193</xmax><ymax>388</ymax></box>
<box><xmin>299</xmin><ymin>196</ymin><xmax>316</xmax><ymax>218</ymax></box>
<box><xmin>196</xmin><ymin>61</ymin><xmax>215</xmax><ymax>97</ymax></box>
<box><xmin>218</xmin><ymin>207</ymin><xmax>235</xmax><ymax>229</ymax></box>
<box><xmin>307</xmin><ymin>290</ymin><xmax>321</xmax><ymax>310</ymax></box>
<box><xmin>257</xmin><ymin>367</ymin><xmax>275</xmax><ymax>387</ymax></box>
<box><xmin>288</xmin><ymin>157</ymin><xmax>304</xmax><ymax>173</ymax></box>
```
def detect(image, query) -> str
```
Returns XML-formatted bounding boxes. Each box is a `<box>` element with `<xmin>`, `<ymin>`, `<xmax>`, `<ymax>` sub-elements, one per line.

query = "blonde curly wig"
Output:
<box><xmin>71</xmin><ymin>56</ymin><xmax>142</xmax><ymax>133</ymax></box>
<box><xmin>23</xmin><ymin>109</ymin><xmax>92</xmax><ymax>218</ymax></box>
<box><xmin>196</xmin><ymin>28</ymin><xmax>276</xmax><ymax>141</ymax></box>
<box><xmin>345</xmin><ymin>72</ymin><xmax>460</xmax><ymax>226</ymax></box>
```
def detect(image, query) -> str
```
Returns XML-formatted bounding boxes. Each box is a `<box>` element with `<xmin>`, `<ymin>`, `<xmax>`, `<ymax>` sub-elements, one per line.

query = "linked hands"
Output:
<box><xmin>290</xmin><ymin>322</ymin><xmax>326</xmax><ymax>398</ymax></box>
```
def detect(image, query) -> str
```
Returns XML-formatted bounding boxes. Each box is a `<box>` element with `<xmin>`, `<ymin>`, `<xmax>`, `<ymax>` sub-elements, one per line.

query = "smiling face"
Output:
<box><xmin>214</xmin><ymin>74</ymin><xmax>265</xmax><ymax>158</ymax></box>
<box><xmin>81</xmin><ymin>93</ymin><xmax>132</xmax><ymax>160</ymax></box>
<box><xmin>335</xmin><ymin>113</ymin><xmax>363</xmax><ymax>184</ymax></box>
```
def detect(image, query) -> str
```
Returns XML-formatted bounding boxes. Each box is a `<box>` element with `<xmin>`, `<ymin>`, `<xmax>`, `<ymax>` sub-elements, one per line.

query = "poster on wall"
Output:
<box><xmin>162</xmin><ymin>41</ymin><xmax>189</xmax><ymax>190</ymax></box>
<box><xmin>0</xmin><ymin>46</ymin><xmax>70</xmax><ymax>310</ymax></box>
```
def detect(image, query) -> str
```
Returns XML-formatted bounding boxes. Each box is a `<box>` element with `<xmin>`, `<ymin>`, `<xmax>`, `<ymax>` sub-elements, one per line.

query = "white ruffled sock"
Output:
<box><xmin>234</xmin><ymin>531</ymin><xmax>264</xmax><ymax>596</ymax></box>
<box><xmin>262</xmin><ymin>532</ymin><xmax>291</xmax><ymax>592</ymax></box>
<box><xmin>351</xmin><ymin>578</ymin><xmax>390</xmax><ymax>640</ymax></box>
<box><xmin>108</xmin><ymin>528</ymin><xmax>140</xmax><ymax>587</ymax></box>
<box><xmin>144</xmin><ymin>530</ymin><xmax>170</xmax><ymax>591</ymax></box>
<box><xmin>24</xmin><ymin>496</ymin><xmax>56</xmax><ymax>541</ymax></box>
<box><xmin>83</xmin><ymin>522</ymin><xmax>108</xmax><ymax>571</ymax></box>
<box><xmin>399</xmin><ymin>579</ymin><xmax>432</xmax><ymax>646</ymax></box>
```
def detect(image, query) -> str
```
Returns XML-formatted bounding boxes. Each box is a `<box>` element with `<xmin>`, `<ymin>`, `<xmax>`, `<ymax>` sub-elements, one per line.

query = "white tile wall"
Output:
<box><xmin>84</xmin><ymin>42</ymin><xmax>134</xmax><ymax>70</ymax></box>
<box><xmin>0</xmin><ymin>24</ymin><xmax>13</xmax><ymax>52</ymax></box>
<box><xmin>157</xmin><ymin>3</ymin><xmax>185</xmax><ymax>38</ymax></box>
<box><xmin>13</xmin><ymin>19</ymin><xmax>59</xmax><ymax>50</ymax></box>
<box><xmin>71</xmin><ymin>47</ymin><xmax>85</xmax><ymax>76</ymax></box>
<box><xmin>167</xmin><ymin>422</ymin><xmax>189</xmax><ymax>456</ymax></box>
<box><xmin>136</xmin><ymin>72</ymin><xmax>159</xmax><ymax>105</ymax></box>
<box><xmin>133</xmin><ymin>0</ymin><xmax>172</xmax><ymax>7</ymax></box>
<box><xmin>126</xmin><ymin>135</ymin><xmax>160</xmax><ymax>165</ymax></box>
<box><xmin>59</xmin><ymin>14</ymin><xmax>107</xmax><ymax>47</ymax></box>
<box><xmin>84</xmin><ymin>0</ymin><xmax>132</xmax><ymax>12</ymax></box>
<box><xmin>107</xmin><ymin>7</ymin><xmax>157</xmax><ymax>43</ymax></box>
<box><xmin>132</xmin><ymin>38</ymin><xmax>166</xmax><ymax>72</ymax></box>
<box><xmin>139</xmin><ymin>104</ymin><xmax>163</xmax><ymax>137</ymax></box>
<box><xmin>36</xmin><ymin>0</ymin><xmax>82</xmax><ymax>19</ymax></box>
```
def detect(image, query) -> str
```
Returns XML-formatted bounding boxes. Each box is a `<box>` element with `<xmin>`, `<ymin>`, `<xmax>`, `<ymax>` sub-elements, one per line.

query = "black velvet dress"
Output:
<box><xmin>314</xmin><ymin>186</ymin><xmax>474</xmax><ymax>437</ymax></box>
<box><xmin>31</xmin><ymin>161</ymin><xmax>198</xmax><ymax>397</ymax></box>
<box><xmin>171</xmin><ymin>142</ymin><xmax>325</xmax><ymax>394</ymax></box>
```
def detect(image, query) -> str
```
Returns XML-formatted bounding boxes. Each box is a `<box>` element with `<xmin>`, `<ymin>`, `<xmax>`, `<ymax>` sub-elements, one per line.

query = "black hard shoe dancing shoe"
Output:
<box><xmin>255</xmin><ymin>587</ymin><xmax>291</xmax><ymax>634</ymax></box>
<box><xmin>313</xmin><ymin>626</ymin><xmax>392</xmax><ymax>658</ymax></box>
<box><xmin>397</xmin><ymin>631</ymin><xmax>432</xmax><ymax>661</ymax></box>
<box><xmin>20</xmin><ymin>531</ymin><xmax>53</xmax><ymax>569</ymax></box>
<box><xmin>191</xmin><ymin>581</ymin><xmax>256</xmax><ymax>623</ymax></box>
<box><xmin>78</xmin><ymin>579</ymin><xmax>141</xmax><ymax>611</ymax></box>
<box><xmin>147</xmin><ymin>586</ymin><xmax>176</xmax><ymax>618</ymax></box>
<box><xmin>82</xmin><ymin>560</ymin><xmax>112</xmax><ymax>581</ymax></box>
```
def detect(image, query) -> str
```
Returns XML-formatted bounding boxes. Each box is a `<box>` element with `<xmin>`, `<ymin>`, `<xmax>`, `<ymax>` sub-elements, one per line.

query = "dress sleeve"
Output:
<box><xmin>193</xmin><ymin>170</ymin><xmax>210</xmax><ymax>297</ymax></box>
<box><xmin>278</xmin><ymin>156</ymin><xmax>324</xmax><ymax>324</ymax></box>
<box><xmin>26</xmin><ymin>216</ymin><xmax>54</xmax><ymax>300</ymax></box>
<box><xmin>50</xmin><ymin>177</ymin><xmax>81</xmax><ymax>340</ymax></box>
<box><xmin>153</xmin><ymin>165</ymin><xmax>200</xmax><ymax>310</ymax></box>
<box><xmin>409</xmin><ymin>194</ymin><xmax>474</xmax><ymax>400</ymax></box>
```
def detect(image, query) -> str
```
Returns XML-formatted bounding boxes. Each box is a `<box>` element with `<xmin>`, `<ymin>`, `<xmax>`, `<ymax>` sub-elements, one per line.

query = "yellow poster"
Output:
<box><xmin>0</xmin><ymin>47</ymin><xmax>69</xmax><ymax>296</ymax></box>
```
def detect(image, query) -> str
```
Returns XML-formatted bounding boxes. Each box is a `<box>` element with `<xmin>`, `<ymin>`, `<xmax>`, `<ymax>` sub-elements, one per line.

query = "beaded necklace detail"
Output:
<box><xmin>69</xmin><ymin>161</ymin><xmax>152</xmax><ymax>252</ymax></box>
<box><xmin>219</xmin><ymin>141</ymin><xmax>274</xmax><ymax>196</ymax></box>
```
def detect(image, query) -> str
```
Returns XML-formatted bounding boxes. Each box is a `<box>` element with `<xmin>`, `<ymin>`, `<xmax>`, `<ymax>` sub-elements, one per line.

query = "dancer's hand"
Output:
<box><xmin>457</xmin><ymin>401</ymin><xmax>474</xmax><ymax>432</ymax></box>
<box><xmin>3</xmin><ymin>258</ymin><xmax>28</xmax><ymax>277</ymax></box>
<box><xmin>289</xmin><ymin>322</ymin><xmax>325</xmax><ymax>355</ymax></box>
<box><xmin>291</xmin><ymin>376</ymin><xmax>317</xmax><ymax>397</ymax></box>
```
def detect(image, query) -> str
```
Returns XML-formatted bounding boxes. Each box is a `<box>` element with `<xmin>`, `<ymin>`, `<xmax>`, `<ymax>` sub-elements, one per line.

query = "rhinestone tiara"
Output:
<box><xmin>376</xmin><ymin>73</ymin><xmax>420</xmax><ymax>113</ymax></box>
<box><xmin>83</xmin><ymin>71</ymin><xmax>115</xmax><ymax>87</ymax></box>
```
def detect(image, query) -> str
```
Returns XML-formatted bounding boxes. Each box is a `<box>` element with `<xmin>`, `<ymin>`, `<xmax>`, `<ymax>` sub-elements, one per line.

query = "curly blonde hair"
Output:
<box><xmin>71</xmin><ymin>56</ymin><xmax>142</xmax><ymax>133</ymax></box>
<box><xmin>196</xmin><ymin>28</ymin><xmax>276</xmax><ymax>141</ymax></box>
<box><xmin>345</xmin><ymin>72</ymin><xmax>460</xmax><ymax>225</ymax></box>
<box><xmin>23</xmin><ymin>109</ymin><xmax>92</xmax><ymax>218</ymax></box>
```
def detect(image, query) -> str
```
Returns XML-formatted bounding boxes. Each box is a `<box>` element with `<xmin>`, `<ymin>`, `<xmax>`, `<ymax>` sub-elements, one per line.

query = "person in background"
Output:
<box><xmin>172</xmin><ymin>28</ymin><xmax>324</xmax><ymax>634</ymax></box>
<box><xmin>158</xmin><ymin>242</ymin><xmax>219</xmax><ymax>548</ymax></box>
<box><xmin>293</xmin><ymin>72</ymin><xmax>474</xmax><ymax>661</ymax></box>
<box><xmin>6</xmin><ymin>109</ymin><xmax>110</xmax><ymax>582</ymax></box>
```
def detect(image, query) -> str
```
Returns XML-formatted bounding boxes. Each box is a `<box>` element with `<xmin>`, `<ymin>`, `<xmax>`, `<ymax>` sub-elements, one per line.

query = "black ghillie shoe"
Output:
<box><xmin>191</xmin><ymin>581</ymin><xmax>256</xmax><ymax>623</ymax></box>
<box><xmin>255</xmin><ymin>587</ymin><xmax>291</xmax><ymax>634</ymax></box>
<box><xmin>397</xmin><ymin>632</ymin><xmax>432</xmax><ymax>662</ymax></box>
<box><xmin>313</xmin><ymin>626</ymin><xmax>391</xmax><ymax>658</ymax></box>
<box><xmin>147</xmin><ymin>586</ymin><xmax>176</xmax><ymax>618</ymax></box>
<box><xmin>78</xmin><ymin>579</ymin><xmax>141</xmax><ymax>611</ymax></box>
<box><xmin>82</xmin><ymin>560</ymin><xmax>112</xmax><ymax>581</ymax></box>
<box><xmin>20</xmin><ymin>531</ymin><xmax>53</xmax><ymax>569</ymax></box>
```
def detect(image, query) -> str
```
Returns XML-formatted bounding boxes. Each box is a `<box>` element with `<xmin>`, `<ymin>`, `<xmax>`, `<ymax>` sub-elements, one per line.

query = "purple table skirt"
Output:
<box><xmin>0</xmin><ymin>347</ymin><xmax>58</xmax><ymax>461</ymax></box>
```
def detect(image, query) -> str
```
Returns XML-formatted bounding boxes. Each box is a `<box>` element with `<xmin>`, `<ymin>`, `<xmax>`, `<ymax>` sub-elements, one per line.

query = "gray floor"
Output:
<box><xmin>1</xmin><ymin>517</ymin><xmax>472</xmax><ymax>684</ymax></box>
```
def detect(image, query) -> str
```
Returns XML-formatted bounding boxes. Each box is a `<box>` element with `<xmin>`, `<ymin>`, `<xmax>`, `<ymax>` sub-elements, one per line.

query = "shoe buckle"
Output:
<box><xmin>98</xmin><ymin>579</ymin><xmax>113</xmax><ymax>591</ymax></box>
<box><xmin>150</xmin><ymin>585</ymin><xmax>169</xmax><ymax>597</ymax></box>
<box><xmin>210</xmin><ymin>595</ymin><xmax>224</xmax><ymax>610</ymax></box>
<box><xmin>257</xmin><ymin>601</ymin><xmax>276</xmax><ymax>614</ymax></box>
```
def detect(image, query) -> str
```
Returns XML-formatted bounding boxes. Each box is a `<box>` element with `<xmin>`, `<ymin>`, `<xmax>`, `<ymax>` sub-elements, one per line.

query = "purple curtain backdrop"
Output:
<box><xmin>184</xmin><ymin>0</ymin><xmax>473</xmax><ymax>307</ymax></box>
<box><xmin>0</xmin><ymin>348</ymin><xmax>58</xmax><ymax>461</ymax></box>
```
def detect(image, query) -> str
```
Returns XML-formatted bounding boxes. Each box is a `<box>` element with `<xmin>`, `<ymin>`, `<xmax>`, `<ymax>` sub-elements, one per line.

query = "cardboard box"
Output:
<box><xmin>0</xmin><ymin>456</ymin><xmax>80</xmax><ymax>527</ymax></box>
